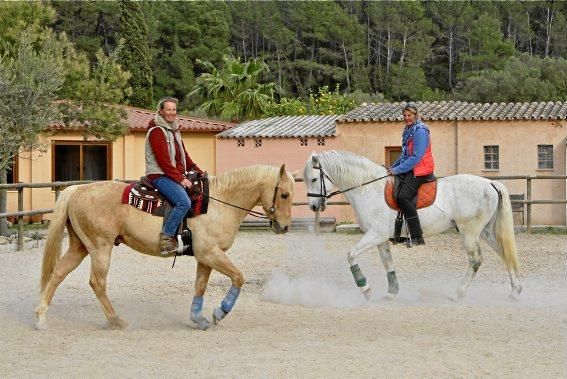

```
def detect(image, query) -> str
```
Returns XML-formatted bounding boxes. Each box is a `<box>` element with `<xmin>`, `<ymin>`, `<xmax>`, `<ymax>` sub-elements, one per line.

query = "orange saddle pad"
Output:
<box><xmin>384</xmin><ymin>177</ymin><xmax>437</xmax><ymax>211</ymax></box>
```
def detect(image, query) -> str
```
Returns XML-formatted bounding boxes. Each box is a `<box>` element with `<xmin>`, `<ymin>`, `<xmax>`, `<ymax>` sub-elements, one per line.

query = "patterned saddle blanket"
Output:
<box><xmin>121</xmin><ymin>174</ymin><xmax>209</xmax><ymax>218</ymax></box>
<box><xmin>384</xmin><ymin>175</ymin><xmax>437</xmax><ymax>211</ymax></box>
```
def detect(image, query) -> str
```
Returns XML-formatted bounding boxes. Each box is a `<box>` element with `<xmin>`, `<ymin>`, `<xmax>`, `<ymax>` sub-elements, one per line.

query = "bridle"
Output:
<box><xmin>306</xmin><ymin>163</ymin><xmax>390</xmax><ymax>199</ymax></box>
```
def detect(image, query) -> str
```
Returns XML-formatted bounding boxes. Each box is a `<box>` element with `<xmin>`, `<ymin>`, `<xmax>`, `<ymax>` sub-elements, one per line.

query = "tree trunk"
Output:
<box><xmin>0</xmin><ymin>168</ymin><xmax>8</xmax><ymax>236</ymax></box>
<box><xmin>341</xmin><ymin>42</ymin><xmax>351</xmax><ymax>93</ymax></box>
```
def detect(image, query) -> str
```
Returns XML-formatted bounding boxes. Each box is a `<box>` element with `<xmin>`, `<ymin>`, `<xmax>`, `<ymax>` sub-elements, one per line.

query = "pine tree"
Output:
<box><xmin>118</xmin><ymin>0</ymin><xmax>153</xmax><ymax>108</ymax></box>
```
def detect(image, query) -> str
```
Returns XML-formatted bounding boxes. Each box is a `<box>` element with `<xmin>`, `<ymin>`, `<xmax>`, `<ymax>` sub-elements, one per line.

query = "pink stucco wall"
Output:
<box><xmin>216</xmin><ymin>136</ymin><xmax>344</xmax><ymax>221</ymax></box>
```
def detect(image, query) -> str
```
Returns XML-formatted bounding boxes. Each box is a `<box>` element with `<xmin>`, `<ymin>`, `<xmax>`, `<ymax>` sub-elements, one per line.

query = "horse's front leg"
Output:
<box><xmin>190</xmin><ymin>262</ymin><xmax>213</xmax><ymax>330</ymax></box>
<box><xmin>347</xmin><ymin>232</ymin><xmax>384</xmax><ymax>300</ymax></box>
<box><xmin>197</xmin><ymin>248</ymin><xmax>244</xmax><ymax>326</ymax></box>
<box><xmin>377</xmin><ymin>242</ymin><xmax>399</xmax><ymax>298</ymax></box>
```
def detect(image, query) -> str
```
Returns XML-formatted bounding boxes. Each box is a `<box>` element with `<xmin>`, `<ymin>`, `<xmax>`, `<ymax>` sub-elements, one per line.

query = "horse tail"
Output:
<box><xmin>40</xmin><ymin>185</ymin><xmax>80</xmax><ymax>292</ymax></box>
<box><xmin>490</xmin><ymin>181</ymin><xmax>520</xmax><ymax>274</ymax></box>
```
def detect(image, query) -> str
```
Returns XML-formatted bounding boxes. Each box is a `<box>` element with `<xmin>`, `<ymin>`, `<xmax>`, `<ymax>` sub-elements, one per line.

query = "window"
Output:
<box><xmin>237</xmin><ymin>138</ymin><xmax>245</xmax><ymax>147</ymax></box>
<box><xmin>300</xmin><ymin>138</ymin><xmax>308</xmax><ymax>146</ymax></box>
<box><xmin>483</xmin><ymin>145</ymin><xmax>499</xmax><ymax>170</ymax></box>
<box><xmin>254</xmin><ymin>138</ymin><xmax>262</xmax><ymax>147</ymax></box>
<box><xmin>52</xmin><ymin>141</ymin><xmax>111</xmax><ymax>181</ymax></box>
<box><xmin>537</xmin><ymin>145</ymin><xmax>553</xmax><ymax>169</ymax></box>
<box><xmin>317</xmin><ymin>138</ymin><xmax>325</xmax><ymax>146</ymax></box>
<box><xmin>6</xmin><ymin>156</ymin><xmax>18</xmax><ymax>184</ymax></box>
<box><xmin>385</xmin><ymin>146</ymin><xmax>401</xmax><ymax>167</ymax></box>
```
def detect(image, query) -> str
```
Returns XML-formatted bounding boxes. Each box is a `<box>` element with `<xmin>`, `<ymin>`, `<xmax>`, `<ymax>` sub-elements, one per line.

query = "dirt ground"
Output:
<box><xmin>0</xmin><ymin>231</ymin><xmax>566</xmax><ymax>377</ymax></box>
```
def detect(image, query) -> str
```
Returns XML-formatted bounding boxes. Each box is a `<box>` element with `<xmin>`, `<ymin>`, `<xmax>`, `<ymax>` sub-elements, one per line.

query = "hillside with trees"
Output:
<box><xmin>18</xmin><ymin>1</ymin><xmax>567</xmax><ymax>117</ymax></box>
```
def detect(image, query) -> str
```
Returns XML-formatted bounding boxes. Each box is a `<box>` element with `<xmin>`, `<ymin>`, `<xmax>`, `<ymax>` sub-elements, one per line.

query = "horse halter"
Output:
<box><xmin>306</xmin><ymin>163</ymin><xmax>340</xmax><ymax>199</ymax></box>
<box><xmin>266</xmin><ymin>179</ymin><xmax>281</xmax><ymax>220</ymax></box>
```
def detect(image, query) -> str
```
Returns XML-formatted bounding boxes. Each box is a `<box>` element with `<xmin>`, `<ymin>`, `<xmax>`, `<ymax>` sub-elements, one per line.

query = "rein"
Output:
<box><xmin>192</xmin><ymin>180</ymin><xmax>281</xmax><ymax>220</ymax></box>
<box><xmin>306</xmin><ymin>164</ymin><xmax>391</xmax><ymax>199</ymax></box>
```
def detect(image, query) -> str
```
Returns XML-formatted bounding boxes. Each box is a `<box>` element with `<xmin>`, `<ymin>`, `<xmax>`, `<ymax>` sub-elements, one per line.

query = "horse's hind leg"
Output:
<box><xmin>36</xmin><ymin>226</ymin><xmax>88</xmax><ymax>330</ymax></box>
<box><xmin>190</xmin><ymin>262</ymin><xmax>213</xmax><ymax>330</ymax></box>
<box><xmin>377</xmin><ymin>242</ymin><xmax>399</xmax><ymax>298</ymax></box>
<box><xmin>456</xmin><ymin>231</ymin><xmax>483</xmax><ymax>300</ymax></box>
<box><xmin>481</xmin><ymin>228</ymin><xmax>523</xmax><ymax>297</ymax></box>
<box><xmin>88</xmin><ymin>244</ymin><xmax>128</xmax><ymax>329</ymax></box>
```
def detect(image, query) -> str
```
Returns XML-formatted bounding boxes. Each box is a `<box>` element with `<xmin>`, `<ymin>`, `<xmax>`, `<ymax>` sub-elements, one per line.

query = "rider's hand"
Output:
<box><xmin>180</xmin><ymin>178</ymin><xmax>193</xmax><ymax>189</ymax></box>
<box><xmin>387</xmin><ymin>167</ymin><xmax>395</xmax><ymax>176</ymax></box>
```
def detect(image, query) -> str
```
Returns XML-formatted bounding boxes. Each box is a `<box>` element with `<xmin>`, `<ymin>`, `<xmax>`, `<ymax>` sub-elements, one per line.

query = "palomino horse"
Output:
<box><xmin>36</xmin><ymin>164</ymin><xmax>294</xmax><ymax>330</ymax></box>
<box><xmin>303</xmin><ymin>151</ymin><xmax>522</xmax><ymax>300</ymax></box>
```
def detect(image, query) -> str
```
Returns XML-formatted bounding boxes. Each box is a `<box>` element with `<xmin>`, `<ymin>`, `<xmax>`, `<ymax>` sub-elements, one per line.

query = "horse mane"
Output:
<box><xmin>209</xmin><ymin>165</ymin><xmax>280</xmax><ymax>196</ymax></box>
<box><xmin>316</xmin><ymin>150</ymin><xmax>387</xmax><ymax>189</ymax></box>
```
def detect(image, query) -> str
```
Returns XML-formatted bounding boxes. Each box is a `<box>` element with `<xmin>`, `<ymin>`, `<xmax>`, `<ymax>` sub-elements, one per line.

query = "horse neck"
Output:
<box><xmin>209</xmin><ymin>166</ymin><xmax>275</xmax><ymax>212</ymax></box>
<box><xmin>321</xmin><ymin>153</ymin><xmax>386</xmax><ymax>191</ymax></box>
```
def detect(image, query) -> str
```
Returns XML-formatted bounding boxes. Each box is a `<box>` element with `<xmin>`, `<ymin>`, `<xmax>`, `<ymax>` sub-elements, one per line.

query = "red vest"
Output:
<box><xmin>408</xmin><ymin>138</ymin><xmax>434</xmax><ymax>176</ymax></box>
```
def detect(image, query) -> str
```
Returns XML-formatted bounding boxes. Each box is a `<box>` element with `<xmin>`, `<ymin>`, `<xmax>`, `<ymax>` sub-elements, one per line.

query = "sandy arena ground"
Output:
<box><xmin>0</xmin><ymin>231</ymin><xmax>566</xmax><ymax>377</ymax></box>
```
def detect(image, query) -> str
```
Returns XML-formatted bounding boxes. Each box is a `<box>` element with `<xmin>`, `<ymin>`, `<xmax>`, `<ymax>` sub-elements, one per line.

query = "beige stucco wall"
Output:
<box><xmin>216</xmin><ymin>136</ymin><xmax>343</xmax><ymax>220</ymax></box>
<box><xmin>338</xmin><ymin>119</ymin><xmax>567</xmax><ymax>226</ymax></box>
<box><xmin>7</xmin><ymin>130</ymin><xmax>219</xmax><ymax>222</ymax></box>
<box><xmin>7</xmin><ymin>119</ymin><xmax>566</xmax><ymax>227</ymax></box>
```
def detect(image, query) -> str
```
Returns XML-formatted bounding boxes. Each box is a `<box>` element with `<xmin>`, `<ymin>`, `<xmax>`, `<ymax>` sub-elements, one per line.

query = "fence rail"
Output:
<box><xmin>1</xmin><ymin>175</ymin><xmax>566</xmax><ymax>250</ymax></box>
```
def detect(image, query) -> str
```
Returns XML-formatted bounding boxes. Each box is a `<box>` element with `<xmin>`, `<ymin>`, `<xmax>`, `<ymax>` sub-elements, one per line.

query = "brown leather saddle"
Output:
<box><xmin>122</xmin><ymin>172</ymin><xmax>209</xmax><ymax>218</ymax></box>
<box><xmin>384</xmin><ymin>174</ymin><xmax>437</xmax><ymax>211</ymax></box>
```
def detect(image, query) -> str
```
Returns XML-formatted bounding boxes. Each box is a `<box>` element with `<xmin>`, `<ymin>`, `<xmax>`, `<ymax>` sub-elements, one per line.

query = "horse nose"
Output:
<box><xmin>284</xmin><ymin>225</ymin><xmax>289</xmax><ymax>232</ymax></box>
<box><xmin>311</xmin><ymin>205</ymin><xmax>317</xmax><ymax>211</ymax></box>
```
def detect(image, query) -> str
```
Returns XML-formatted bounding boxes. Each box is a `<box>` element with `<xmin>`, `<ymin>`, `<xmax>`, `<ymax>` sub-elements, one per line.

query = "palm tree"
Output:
<box><xmin>189</xmin><ymin>55</ymin><xmax>281</xmax><ymax>122</ymax></box>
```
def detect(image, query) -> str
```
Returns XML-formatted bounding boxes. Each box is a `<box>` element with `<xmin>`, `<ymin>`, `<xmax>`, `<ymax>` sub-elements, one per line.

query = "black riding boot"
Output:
<box><xmin>389</xmin><ymin>213</ymin><xmax>407</xmax><ymax>244</ymax></box>
<box><xmin>405</xmin><ymin>216</ymin><xmax>425</xmax><ymax>245</ymax></box>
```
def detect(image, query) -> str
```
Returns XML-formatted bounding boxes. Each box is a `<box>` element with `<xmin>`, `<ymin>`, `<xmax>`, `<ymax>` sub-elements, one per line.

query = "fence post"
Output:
<box><xmin>526</xmin><ymin>177</ymin><xmax>532</xmax><ymax>233</ymax></box>
<box><xmin>17</xmin><ymin>188</ymin><xmax>23</xmax><ymax>251</ymax></box>
<box><xmin>314</xmin><ymin>210</ymin><xmax>320</xmax><ymax>234</ymax></box>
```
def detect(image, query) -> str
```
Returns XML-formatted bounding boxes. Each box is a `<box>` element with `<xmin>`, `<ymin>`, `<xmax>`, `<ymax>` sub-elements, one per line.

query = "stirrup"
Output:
<box><xmin>389</xmin><ymin>237</ymin><xmax>408</xmax><ymax>244</ymax></box>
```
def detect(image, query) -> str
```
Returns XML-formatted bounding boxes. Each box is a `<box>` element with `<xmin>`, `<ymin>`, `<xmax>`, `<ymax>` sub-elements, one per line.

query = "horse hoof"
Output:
<box><xmin>383</xmin><ymin>292</ymin><xmax>397</xmax><ymax>301</ymax></box>
<box><xmin>449</xmin><ymin>291</ymin><xmax>465</xmax><ymax>302</ymax></box>
<box><xmin>360</xmin><ymin>286</ymin><xmax>372</xmax><ymax>301</ymax></box>
<box><xmin>35</xmin><ymin>320</ymin><xmax>47</xmax><ymax>331</ymax></box>
<box><xmin>509</xmin><ymin>287</ymin><xmax>522</xmax><ymax>300</ymax></box>
<box><xmin>212</xmin><ymin>307</ymin><xmax>227</xmax><ymax>324</ymax></box>
<box><xmin>106</xmin><ymin>317</ymin><xmax>129</xmax><ymax>330</ymax></box>
<box><xmin>194</xmin><ymin>318</ymin><xmax>210</xmax><ymax>331</ymax></box>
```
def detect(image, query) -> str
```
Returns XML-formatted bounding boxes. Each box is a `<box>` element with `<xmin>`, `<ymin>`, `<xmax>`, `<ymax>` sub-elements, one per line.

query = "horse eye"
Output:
<box><xmin>281</xmin><ymin>193</ymin><xmax>289</xmax><ymax>199</ymax></box>
<box><xmin>311</xmin><ymin>178</ymin><xmax>317</xmax><ymax>183</ymax></box>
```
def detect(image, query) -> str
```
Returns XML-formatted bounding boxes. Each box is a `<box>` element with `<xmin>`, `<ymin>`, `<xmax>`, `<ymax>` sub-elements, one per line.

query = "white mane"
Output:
<box><xmin>316</xmin><ymin>150</ymin><xmax>388</xmax><ymax>189</ymax></box>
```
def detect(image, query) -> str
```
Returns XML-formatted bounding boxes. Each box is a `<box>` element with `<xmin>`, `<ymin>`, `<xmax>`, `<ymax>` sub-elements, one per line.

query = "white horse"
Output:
<box><xmin>303</xmin><ymin>150</ymin><xmax>522</xmax><ymax>300</ymax></box>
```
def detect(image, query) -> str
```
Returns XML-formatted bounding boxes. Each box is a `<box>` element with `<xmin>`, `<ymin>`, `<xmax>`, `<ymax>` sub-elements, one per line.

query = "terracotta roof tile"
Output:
<box><xmin>124</xmin><ymin>105</ymin><xmax>234</xmax><ymax>132</ymax></box>
<box><xmin>339</xmin><ymin>101</ymin><xmax>567</xmax><ymax>122</ymax></box>
<box><xmin>50</xmin><ymin>104</ymin><xmax>235</xmax><ymax>132</ymax></box>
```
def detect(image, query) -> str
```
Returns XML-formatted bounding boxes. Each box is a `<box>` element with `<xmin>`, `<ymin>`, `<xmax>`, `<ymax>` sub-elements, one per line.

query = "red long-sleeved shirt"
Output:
<box><xmin>147</xmin><ymin>125</ymin><xmax>202</xmax><ymax>183</ymax></box>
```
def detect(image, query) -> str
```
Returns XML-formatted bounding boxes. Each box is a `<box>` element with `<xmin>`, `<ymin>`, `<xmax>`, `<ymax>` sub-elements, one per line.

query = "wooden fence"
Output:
<box><xmin>1</xmin><ymin>175</ymin><xmax>566</xmax><ymax>250</ymax></box>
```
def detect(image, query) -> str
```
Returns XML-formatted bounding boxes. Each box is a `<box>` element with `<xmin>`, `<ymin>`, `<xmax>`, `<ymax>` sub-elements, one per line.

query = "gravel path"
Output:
<box><xmin>1</xmin><ymin>231</ymin><xmax>565</xmax><ymax>377</ymax></box>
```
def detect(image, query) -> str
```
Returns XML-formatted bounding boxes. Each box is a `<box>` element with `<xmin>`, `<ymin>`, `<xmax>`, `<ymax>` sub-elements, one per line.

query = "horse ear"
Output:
<box><xmin>311</xmin><ymin>153</ymin><xmax>319</xmax><ymax>165</ymax></box>
<box><xmin>279</xmin><ymin>164</ymin><xmax>286</xmax><ymax>179</ymax></box>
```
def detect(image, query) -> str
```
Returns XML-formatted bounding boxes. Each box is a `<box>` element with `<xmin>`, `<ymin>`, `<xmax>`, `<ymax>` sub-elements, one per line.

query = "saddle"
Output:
<box><xmin>121</xmin><ymin>172</ymin><xmax>209</xmax><ymax>256</ymax></box>
<box><xmin>384</xmin><ymin>174</ymin><xmax>437</xmax><ymax>211</ymax></box>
